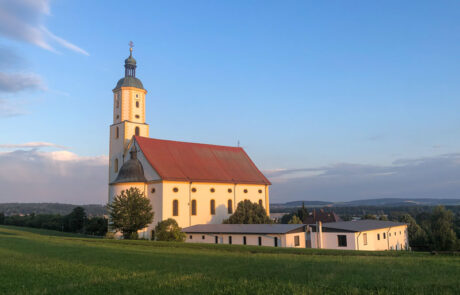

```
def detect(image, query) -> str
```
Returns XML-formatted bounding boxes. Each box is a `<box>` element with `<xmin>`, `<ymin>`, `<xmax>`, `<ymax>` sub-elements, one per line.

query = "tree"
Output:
<box><xmin>0</xmin><ymin>212</ymin><xmax>4</xmax><ymax>225</ymax></box>
<box><xmin>296</xmin><ymin>203</ymin><xmax>308</xmax><ymax>222</ymax></box>
<box><xmin>107</xmin><ymin>187</ymin><xmax>154</xmax><ymax>239</ymax></box>
<box><xmin>400</xmin><ymin>214</ymin><xmax>427</xmax><ymax>250</ymax></box>
<box><xmin>363</xmin><ymin>214</ymin><xmax>377</xmax><ymax>220</ymax></box>
<box><xmin>66</xmin><ymin>207</ymin><xmax>86</xmax><ymax>233</ymax></box>
<box><xmin>155</xmin><ymin>218</ymin><xmax>185</xmax><ymax>242</ymax></box>
<box><xmin>85</xmin><ymin>217</ymin><xmax>108</xmax><ymax>236</ymax></box>
<box><xmin>223</xmin><ymin>200</ymin><xmax>272</xmax><ymax>224</ymax></box>
<box><xmin>288</xmin><ymin>215</ymin><xmax>302</xmax><ymax>224</ymax></box>
<box><xmin>429</xmin><ymin>206</ymin><xmax>457</xmax><ymax>251</ymax></box>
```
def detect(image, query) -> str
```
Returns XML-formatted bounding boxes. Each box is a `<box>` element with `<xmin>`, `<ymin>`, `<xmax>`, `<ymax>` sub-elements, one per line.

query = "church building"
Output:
<box><xmin>108</xmin><ymin>47</ymin><xmax>271</xmax><ymax>239</ymax></box>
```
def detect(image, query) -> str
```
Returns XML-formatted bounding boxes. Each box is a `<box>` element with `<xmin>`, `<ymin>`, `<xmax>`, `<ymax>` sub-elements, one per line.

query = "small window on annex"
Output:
<box><xmin>191</xmin><ymin>199</ymin><xmax>197</xmax><ymax>216</ymax></box>
<box><xmin>383</xmin><ymin>233</ymin><xmax>386</xmax><ymax>239</ymax></box>
<box><xmin>215</xmin><ymin>236</ymin><xmax>218</xmax><ymax>244</ymax></box>
<box><xmin>258</xmin><ymin>236</ymin><xmax>262</xmax><ymax>246</ymax></box>
<box><xmin>210</xmin><ymin>199</ymin><xmax>216</xmax><ymax>215</ymax></box>
<box><xmin>227</xmin><ymin>199</ymin><xmax>233</xmax><ymax>214</ymax></box>
<box><xmin>135</xmin><ymin>127</ymin><xmax>140</xmax><ymax>136</ymax></box>
<box><xmin>274</xmin><ymin>237</ymin><xmax>278</xmax><ymax>247</ymax></box>
<box><xmin>338</xmin><ymin>235</ymin><xmax>347</xmax><ymax>247</ymax></box>
<box><xmin>172</xmin><ymin>200</ymin><xmax>179</xmax><ymax>216</ymax></box>
<box><xmin>294</xmin><ymin>235</ymin><xmax>300</xmax><ymax>246</ymax></box>
<box><xmin>189</xmin><ymin>235</ymin><xmax>192</xmax><ymax>240</ymax></box>
<box><xmin>229</xmin><ymin>236</ymin><xmax>232</xmax><ymax>245</ymax></box>
<box><xmin>377</xmin><ymin>234</ymin><xmax>380</xmax><ymax>240</ymax></box>
<box><xmin>363</xmin><ymin>233</ymin><xmax>368</xmax><ymax>245</ymax></box>
<box><xmin>243</xmin><ymin>236</ymin><xmax>247</xmax><ymax>245</ymax></box>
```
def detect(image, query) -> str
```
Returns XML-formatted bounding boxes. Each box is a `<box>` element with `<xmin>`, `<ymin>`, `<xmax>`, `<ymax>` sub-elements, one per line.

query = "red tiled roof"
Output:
<box><xmin>135</xmin><ymin>136</ymin><xmax>271</xmax><ymax>185</ymax></box>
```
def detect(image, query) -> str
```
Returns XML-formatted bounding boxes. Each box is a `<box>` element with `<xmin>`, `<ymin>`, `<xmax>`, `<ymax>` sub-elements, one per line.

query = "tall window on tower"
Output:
<box><xmin>172</xmin><ymin>200</ymin><xmax>179</xmax><ymax>216</ymax></box>
<box><xmin>135</xmin><ymin>127</ymin><xmax>140</xmax><ymax>136</ymax></box>
<box><xmin>114</xmin><ymin>158</ymin><xmax>118</xmax><ymax>173</ymax></box>
<box><xmin>136</xmin><ymin>101</ymin><xmax>139</xmax><ymax>108</ymax></box>
<box><xmin>115</xmin><ymin>127</ymin><xmax>119</xmax><ymax>138</ymax></box>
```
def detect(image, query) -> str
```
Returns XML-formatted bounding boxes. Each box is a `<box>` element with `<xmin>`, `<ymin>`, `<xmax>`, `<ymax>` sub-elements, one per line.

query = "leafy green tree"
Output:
<box><xmin>296</xmin><ymin>203</ymin><xmax>308</xmax><ymax>222</ymax></box>
<box><xmin>288</xmin><ymin>215</ymin><xmax>302</xmax><ymax>224</ymax></box>
<box><xmin>107</xmin><ymin>187</ymin><xmax>154</xmax><ymax>239</ymax></box>
<box><xmin>85</xmin><ymin>217</ymin><xmax>108</xmax><ymax>236</ymax></box>
<box><xmin>66</xmin><ymin>207</ymin><xmax>87</xmax><ymax>233</ymax></box>
<box><xmin>280</xmin><ymin>213</ymin><xmax>295</xmax><ymax>224</ymax></box>
<box><xmin>400</xmin><ymin>214</ymin><xmax>427</xmax><ymax>250</ymax></box>
<box><xmin>363</xmin><ymin>214</ymin><xmax>377</xmax><ymax>220</ymax></box>
<box><xmin>155</xmin><ymin>218</ymin><xmax>185</xmax><ymax>242</ymax></box>
<box><xmin>223</xmin><ymin>200</ymin><xmax>272</xmax><ymax>224</ymax></box>
<box><xmin>429</xmin><ymin>206</ymin><xmax>457</xmax><ymax>251</ymax></box>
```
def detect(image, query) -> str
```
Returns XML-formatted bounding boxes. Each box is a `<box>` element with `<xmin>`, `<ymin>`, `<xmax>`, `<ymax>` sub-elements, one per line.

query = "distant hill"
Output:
<box><xmin>0</xmin><ymin>203</ymin><xmax>106</xmax><ymax>216</ymax></box>
<box><xmin>271</xmin><ymin>198</ymin><xmax>460</xmax><ymax>209</ymax></box>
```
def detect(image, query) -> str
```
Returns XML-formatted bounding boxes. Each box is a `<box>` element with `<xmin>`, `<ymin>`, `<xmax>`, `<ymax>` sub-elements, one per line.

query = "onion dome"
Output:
<box><xmin>112</xmin><ymin>146</ymin><xmax>147</xmax><ymax>184</ymax></box>
<box><xmin>113</xmin><ymin>43</ymin><xmax>145</xmax><ymax>90</ymax></box>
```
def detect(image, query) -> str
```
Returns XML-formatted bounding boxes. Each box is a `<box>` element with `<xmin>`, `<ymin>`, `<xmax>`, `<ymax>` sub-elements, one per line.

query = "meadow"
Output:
<box><xmin>0</xmin><ymin>226</ymin><xmax>459</xmax><ymax>295</ymax></box>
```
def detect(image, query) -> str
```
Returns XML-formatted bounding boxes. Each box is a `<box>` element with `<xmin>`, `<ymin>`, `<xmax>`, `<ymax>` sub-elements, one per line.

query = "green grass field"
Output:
<box><xmin>0</xmin><ymin>226</ymin><xmax>459</xmax><ymax>295</ymax></box>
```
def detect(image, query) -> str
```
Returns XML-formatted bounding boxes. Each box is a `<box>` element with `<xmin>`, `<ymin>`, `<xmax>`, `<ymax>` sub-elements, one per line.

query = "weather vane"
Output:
<box><xmin>129</xmin><ymin>41</ymin><xmax>134</xmax><ymax>52</ymax></box>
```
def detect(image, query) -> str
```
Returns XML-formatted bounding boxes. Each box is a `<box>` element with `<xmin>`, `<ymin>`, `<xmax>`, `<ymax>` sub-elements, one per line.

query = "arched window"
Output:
<box><xmin>114</xmin><ymin>158</ymin><xmax>118</xmax><ymax>173</ymax></box>
<box><xmin>191</xmin><ymin>199</ymin><xmax>197</xmax><ymax>216</ymax></box>
<box><xmin>210</xmin><ymin>199</ymin><xmax>216</xmax><ymax>215</ymax></box>
<box><xmin>136</xmin><ymin>101</ymin><xmax>139</xmax><ymax>108</ymax></box>
<box><xmin>228</xmin><ymin>188</ymin><xmax>232</xmax><ymax>193</ymax></box>
<box><xmin>258</xmin><ymin>199</ymin><xmax>263</xmax><ymax>207</ymax></box>
<box><xmin>227</xmin><ymin>199</ymin><xmax>233</xmax><ymax>214</ymax></box>
<box><xmin>172</xmin><ymin>200</ymin><xmax>179</xmax><ymax>216</ymax></box>
<box><xmin>135</xmin><ymin>126</ymin><xmax>140</xmax><ymax>136</ymax></box>
<box><xmin>115</xmin><ymin>127</ymin><xmax>119</xmax><ymax>138</ymax></box>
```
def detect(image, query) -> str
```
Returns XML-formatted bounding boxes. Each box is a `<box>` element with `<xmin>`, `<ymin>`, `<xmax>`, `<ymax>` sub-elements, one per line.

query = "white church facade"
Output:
<box><xmin>108</xmin><ymin>47</ymin><xmax>271</xmax><ymax>239</ymax></box>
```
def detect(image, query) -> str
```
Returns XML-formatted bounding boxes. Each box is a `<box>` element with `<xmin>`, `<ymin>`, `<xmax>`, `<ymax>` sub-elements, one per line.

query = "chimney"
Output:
<box><xmin>316</xmin><ymin>221</ymin><xmax>323</xmax><ymax>249</ymax></box>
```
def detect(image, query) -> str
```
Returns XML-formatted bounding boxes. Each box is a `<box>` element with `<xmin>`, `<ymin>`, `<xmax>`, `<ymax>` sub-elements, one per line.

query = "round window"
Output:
<box><xmin>192</xmin><ymin>188</ymin><xmax>197</xmax><ymax>193</ymax></box>
<box><xmin>210</xmin><ymin>188</ymin><xmax>215</xmax><ymax>193</ymax></box>
<box><xmin>173</xmin><ymin>187</ymin><xmax>179</xmax><ymax>193</ymax></box>
<box><xmin>244</xmin><ymin>189</ymin><xmax>248</xmax><ymax>193</ymax></box>
<box><xmin>151</xmin><ymin>188</ymin><xmax>156</xmax><ymax>193</ymax></box>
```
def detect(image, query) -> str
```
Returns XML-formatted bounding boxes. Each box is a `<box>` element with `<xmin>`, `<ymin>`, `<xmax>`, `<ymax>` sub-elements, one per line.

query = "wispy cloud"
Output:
<box><xmin>0</xmin><ymin>72</ymin><xmax>45</xmax><ymax>92</ymax></box>
<box><xmin>0</xmin><ymin>98</ymin><xmax>25</xmax><ymax>117</ymax></box>
<box><xmin>266</xmin><ymin>153</ymin><xmax>460</xmax><ymax>203</ymax></box>
<box><xmin>0</xmin><ymin>142</ymin><xmax>68</xmax><ymax>150</ymax></box>
<box><xmin>0</xmin><ymin>0</ymin><xmax>89</xmax><ymax>55</ymax></box>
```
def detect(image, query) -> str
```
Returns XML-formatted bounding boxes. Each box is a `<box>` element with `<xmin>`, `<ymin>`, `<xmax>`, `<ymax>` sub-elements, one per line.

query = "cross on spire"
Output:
<box><xmin>129</xmin><ymin>41</ymin><xmax>134</xmax><ymax>54</ymax></box>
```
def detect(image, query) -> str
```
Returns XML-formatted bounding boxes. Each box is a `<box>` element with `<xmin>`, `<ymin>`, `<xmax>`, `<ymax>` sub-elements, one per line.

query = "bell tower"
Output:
<box><xmin>109</xmin><ymin>42</ymin><xmax>149</xmax><ymax>183</ymax></box>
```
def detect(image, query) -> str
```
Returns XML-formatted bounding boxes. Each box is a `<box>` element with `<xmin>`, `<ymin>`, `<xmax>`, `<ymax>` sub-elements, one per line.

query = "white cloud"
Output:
<box><xmin>0</xmin><ymin>149</ymin><xmax>108</xmax><ymax>204</ymax></box>
<box><xmin>0</xmin><ymin>0</ymin><xmax>89</xmax><ymax>55</ymax></box>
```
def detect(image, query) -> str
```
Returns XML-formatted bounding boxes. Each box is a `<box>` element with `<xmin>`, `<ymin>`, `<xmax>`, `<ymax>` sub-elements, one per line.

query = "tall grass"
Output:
<box><xmin>0</xmin><ymin>225</ymin><xmax>459</xmax><ymax>295</ymax></box>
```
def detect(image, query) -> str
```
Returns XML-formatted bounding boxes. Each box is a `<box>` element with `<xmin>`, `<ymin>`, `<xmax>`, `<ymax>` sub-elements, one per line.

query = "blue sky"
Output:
<box><xmin>1</xmin><ymin>1</ymin><xmax>460</xmax><ymax>204</ymax></box>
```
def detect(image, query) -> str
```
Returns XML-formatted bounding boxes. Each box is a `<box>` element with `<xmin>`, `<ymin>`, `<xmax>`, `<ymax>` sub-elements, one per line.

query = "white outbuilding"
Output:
<box><xmin>183</xmin><ymin>224</ymin><xmax>306</xmax><ymax>248</ymax></box>
<box><xmin>308</xmin><ymin>220</ymin><xmax>409</xmax><ymax>251</ymax></box>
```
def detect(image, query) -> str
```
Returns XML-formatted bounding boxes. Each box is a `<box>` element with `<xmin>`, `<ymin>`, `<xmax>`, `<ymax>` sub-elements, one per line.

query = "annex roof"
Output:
<box><xmin>182</xmin><ymin>224</ymin><xmax>305</xmax><ymax>234</ymax></box>
<box><xmin>134</xmin><ymin>136</ymin><xmax>271</xmax><ymax>185</ymax></box>
<box><xmin>312</xmin><ymin>220</ymin><xmax>406</xmax><ymax>232</ymax></box>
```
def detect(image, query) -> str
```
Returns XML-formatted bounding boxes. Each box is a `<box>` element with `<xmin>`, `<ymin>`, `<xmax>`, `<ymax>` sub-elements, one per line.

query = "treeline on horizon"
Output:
<box><xmin>0</xmin><ymin>207</ymin><xmax>107</xmax><ymax>236</ymax></box>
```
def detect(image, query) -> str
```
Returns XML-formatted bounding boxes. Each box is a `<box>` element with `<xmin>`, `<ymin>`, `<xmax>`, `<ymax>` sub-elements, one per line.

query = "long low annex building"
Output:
<box><xmin>308</xmin><ymin>220</ymin><xmax>409</xmax><ymax>251</ymax></box>
<box><xmin>183</xmin><ymin>224</ymin><xmax>306</xmax><ymax>248</ymax></box>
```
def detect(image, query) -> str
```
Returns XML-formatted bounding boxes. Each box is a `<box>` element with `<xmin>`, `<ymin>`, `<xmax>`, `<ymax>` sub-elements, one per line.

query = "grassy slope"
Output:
<box><xmin>0</xmin><ymin>226</ymin><xmax>459</xmax><ymax>295</ymax></box>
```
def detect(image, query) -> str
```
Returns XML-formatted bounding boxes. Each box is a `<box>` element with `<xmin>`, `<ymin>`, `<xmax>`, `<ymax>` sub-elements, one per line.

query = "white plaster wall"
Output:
<box><xmin>283</xmin><ymin>232</ymin><xmax>306</xmax><ymax>248</ymax></box>
<box><xmin>161</xmin><ymin>181</ymin><xmax>269</xmax><ymax>228</ymax></box>
<box><xmin>185</xmin><ymin>233</ymin><xmax>300</xmax><ymax>248</ymax></box>
<box><xmin>309</xmin><ymin>225</ymin><xmax>409</xmax><ymax>251</ymax></box>
<box><xmin>356</xmin><ymin>225</ymin><xmax>408</xmax><ymax>251</ymax></box>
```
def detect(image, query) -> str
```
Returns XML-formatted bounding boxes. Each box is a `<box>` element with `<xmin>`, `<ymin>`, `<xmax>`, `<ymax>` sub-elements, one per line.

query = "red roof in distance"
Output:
<box><xmin>135</xmin><ymin>136</ymin><xmax>271</xmax><ymax>185</ymax></box>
